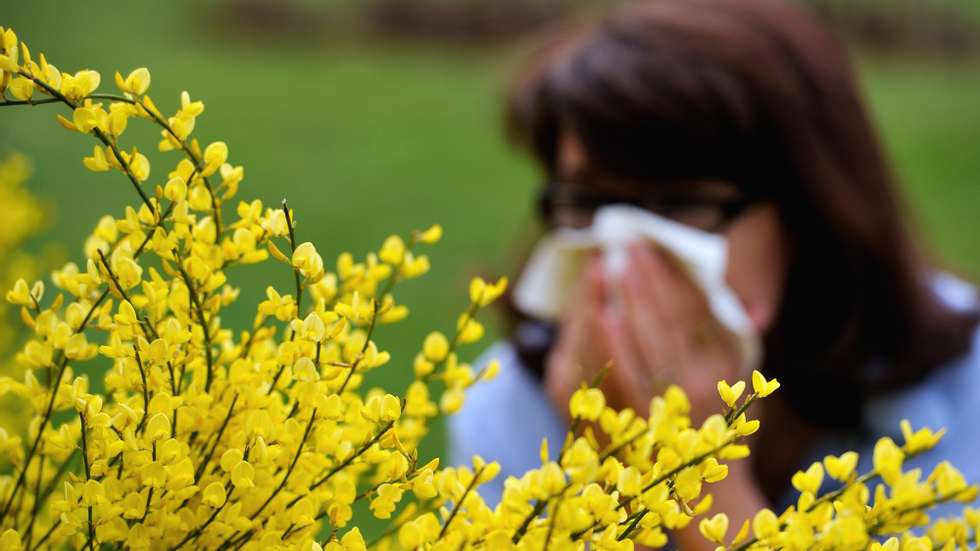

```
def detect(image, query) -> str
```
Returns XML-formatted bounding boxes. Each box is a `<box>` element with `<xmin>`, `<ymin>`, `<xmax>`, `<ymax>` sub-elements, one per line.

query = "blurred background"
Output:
<box><xmin>2</xmin><ymin>0</ymin><xmax>980</xmax><ymax>476</ymax></box>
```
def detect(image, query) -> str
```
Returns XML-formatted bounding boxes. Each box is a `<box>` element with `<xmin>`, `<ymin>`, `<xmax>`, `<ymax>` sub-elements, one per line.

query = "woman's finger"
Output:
<box><xmin>629</xmin><ymin>243</ymin><xmax>714</xmax><ymax>356</ymax></box>
<box><xmin>545</xmin><ymin>256</ymin><xmax>609</xmax><ymax>419</ymax></box>
<box><xmin>613</xmin><ymin>268</ymin><xmax>676</xmax><ymax>392</ymax></box>
<box><xmin>597</xmin><ymin>299</ymin><xmax>656</xmax><ymax>414</ymax></box>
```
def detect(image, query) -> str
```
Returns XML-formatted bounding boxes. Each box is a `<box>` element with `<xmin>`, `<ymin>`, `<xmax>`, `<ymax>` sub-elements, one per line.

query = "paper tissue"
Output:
<box><xmin>513</xmin><ymin>204</ymin><xmax>761</xmax><ymax>371</ymax></box>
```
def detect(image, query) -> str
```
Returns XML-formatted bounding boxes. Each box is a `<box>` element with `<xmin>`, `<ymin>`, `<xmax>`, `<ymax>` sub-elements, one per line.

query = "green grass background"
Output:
<box><xmin>2</xmin><ymin>0</ymin><xmax>980</xmax><ymax>502</ymax></box>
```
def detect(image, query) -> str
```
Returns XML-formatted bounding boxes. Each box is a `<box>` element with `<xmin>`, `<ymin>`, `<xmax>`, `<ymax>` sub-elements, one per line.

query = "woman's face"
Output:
<box><xmin>554</xmin><ymin>131</ymin><xmax>790</xmax><ymax>334</ymax></box>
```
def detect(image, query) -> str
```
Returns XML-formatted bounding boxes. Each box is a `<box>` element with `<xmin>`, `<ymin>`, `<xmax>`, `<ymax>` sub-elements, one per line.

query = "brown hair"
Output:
<box><xmin>505</xmin><ymin>0</ymin><xmax>979</xmax><ymax>428</ymax></box>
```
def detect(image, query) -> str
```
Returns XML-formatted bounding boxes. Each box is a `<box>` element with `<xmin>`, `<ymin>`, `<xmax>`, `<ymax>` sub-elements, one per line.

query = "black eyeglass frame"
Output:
<box><xmin>535</xmin><ymin>181</ymin><xmax>761</xmax><ymax>233</ymax></box>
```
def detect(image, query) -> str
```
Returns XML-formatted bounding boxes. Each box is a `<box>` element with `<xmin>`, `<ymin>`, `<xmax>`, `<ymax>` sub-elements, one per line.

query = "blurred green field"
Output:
<box><xmin>3</xmin><ymin>0</ymin><xmax>980</xmax><ymax>476</ymax></box>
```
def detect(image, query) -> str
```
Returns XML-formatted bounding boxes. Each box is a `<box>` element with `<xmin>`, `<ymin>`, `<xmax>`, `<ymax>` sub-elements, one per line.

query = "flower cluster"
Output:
<box><xmin>0</xmin><ymin>24</ymin><xmax>977</xmax><ymax>551</ymax></box>
<box><xmin>707</xmin><ymin>420</ymin><xmax>978</xmax><ymax>551</ymax></box>
<box><xmin>0</xmin><ymin>153</ymin><xmax>46</xmax><ymax>435</ymax></box>
<box><xmin>0</xmin><ymin>24</ymin><xmax>503</xmax><ymax>550</ymax></box>
<box><xmin>0</xmin><ymin>153</ymin><xmax>45</xmax><ymax>349</ymax></box>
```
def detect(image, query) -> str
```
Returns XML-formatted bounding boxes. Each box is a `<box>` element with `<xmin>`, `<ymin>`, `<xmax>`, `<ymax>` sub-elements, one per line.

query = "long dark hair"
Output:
<box><xmin>504</xmin><ymin>0</ymin><xmax>979</xmax><ymax>428</ymax></box>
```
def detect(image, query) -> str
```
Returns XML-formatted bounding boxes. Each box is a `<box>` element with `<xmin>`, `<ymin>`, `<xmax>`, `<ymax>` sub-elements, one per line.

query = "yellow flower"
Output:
<box><xmin>231</xmin><ymin>460</ymin><xmax>255</xmax><ymax>488</ymax></box>
<box><xmin>468</xmin><ymin>276</ymin><xmax>508</xmax><ymax>307</ymax></box>
<box><xmin>824</xmin><ymin>451</ymin><xmax>859</xmax><ymax>482</ymax></box>
<box><xmin>751</xmin><ymin>370</ymin><xmax>780</xmax><ymax>397</ymax></box>
<box><xmin>717</xmin><ymin>379</ymin><xmax>745</xmax><ymax>408</ymax></box>
<box><xmin>900</xmin><ymin>419</ymin><xmax>945</xmax><ymax>454</ymax></box>
<box><xmin>144</xmin><ymin>413</ymin><xmax>170</xmax><ymax>441</ymax></box>
<box><xmin>752</xmin><ymin>508</ymin><xmax>779</xmax><ymax>540</ymax></box>
<box><xmin>699</xmin><ymin>513</ymin><xmax>728</xmax><ymax>545</ymax></box>
<box><xmin>363</xmin><ymin>393</ymin><xmax>401</xmax><ymax>423</ymax></box>
<box><xmin>0</xmin><ymin>529</ymin><xmax>22</xmax><ymax>550</ymax></box>
<box><xmin>674</xmin><ymin>465</ymin><xmax>703</xmax><ymax>501</ymax></box>
<box><xmin>5</xmin><ymin>278</ymin><xmax>32</xmax><ymax>306</ymax></box>
<box><xmin>71</xmin><ymin>104</ymin><xmax>106</xmax><ymax>134</ymax></box>
<box><xmin>873</xmin><ymin>437</ymin><xmax>905</xmax><ymax>485</ymax></box>
<box><xmin>369</xmin><ymin>483</ymin><xmax>404</xmax><ymax>519</ymax></box>
<box><xmin>440</xmin><ymin>387</ymin><xmax>465</xmax><ymax>414</ymax></box>
<box><xmin>60</xmin><ymin>69</ymin><xmax>101</xmax><ymax>102</ymax></box>
<box><xmin>870</xmin><ymin>538</ymin><xmax>900</xmax><ymax>551</ymax></box>
<box><xmin>379</xmin><ymin>235</ymin><xmax>405</xmax><ymax>265</ymax></box>
<box><xmin>220</xmin><ymin>448</ymin><xmax>244</xmax><ymax>472</ymax></box>
<box><xmin>411</xmin><ymin>468</ymin><xmax>437</xmax><ymax>500</ymax></box>
<box><xmin>293</xmin><ymin>357</ymin><xmax>319</xmax><ymax>382</ymax></box>
<box><xmin>8</xmin><ymin>76</ymin><xmax>34</xmax><ymax>101</ymax></box>
<box><xmin>0</xmin><ymin>27</ymin><xmax>19</xmax><ymax>71</ymax></box>
<box><xmin>417</xmin><ymin>224</ymin><xmax>442</xmax><ymax>244</ymax></box>
<box><xmin>114</xmin><ymin>67</ymin><xmax>151</xmax><ymax>95</ymax></box>
<box><xmin>121</xmin><ymin>147</ymin><xmax>150</xmax><ymax>182</ymax></box>
<box><xmin>82</xmin><ymin>146</ymin><xmax>111</xmax><ymax>172</ymax></box>
<box><xmin>617</xmin><ymin>466</ymin><xmax>643</xmax><ymax>497</ymax></box>
<box><xmin>292</xmin><ymin>241</ymin><xmax>325</xmax><ymax>282</ymax></box>
<box><xmin>700</xmin><ymin>414</ymin><xmax>730</xmax><ymax>447</ymax></box>
<box><xmin>202</xmin><ymin>141</ymin><xmax>228</xmax><ymax>176</ymax></box>
<box><xmin>569</xmin><ymin>387</ymin><xmax>605</xmax><ymax>421</ymax></box>
<box><xmin>791</xmin><ymin>461</ymin><xmax>824</xmax><ymax>495</ymax></box>
<box><xmin>481</xmin><ymin>359</ymin><xmax>500</xmax><ymax>381</ymax></box>
<box><xmin>400</xmin><ymin>253</ymin><xmax>430</xmax><ymax>279</ymax></box>
<box><xmin>324</xmin><ymin>528</ymin><xmax>366</xmax><ymax>551</ymax></box>
<box><xmin>422</xmin><ymin>331</ymin><xmax>449</xmax><ymax>362</ymax></box>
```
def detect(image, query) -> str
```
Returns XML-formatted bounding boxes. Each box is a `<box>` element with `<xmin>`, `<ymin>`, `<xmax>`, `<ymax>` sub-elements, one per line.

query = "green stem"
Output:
<box><xmin>251</xmin><ymin>408</ymin><xmax>317</xmax><ymax>518</ymax></box>
<box><xmin>78</xmin><ymin>411</ymin><xmax>96</xmax><ymax>550</ymax></box>
<box><xmin>286</xmin><ymin>420</ymin><xmax>395</xmax><ymax>510</ymax></box>
<box><xmin>193</xmin><ymin>394</ymin><xmax>238</xmax><ymax>483</ymax></box>
<box><xmin>439</xmin><ymin>466</ymin><xmax>487</xmax><ymax>539</ymax></box>
<box><xmin>134</xmin><ymin>348</ymin><xmax>151</xmax><ymax>434</ymax></box>
<box><xmin>617</xmin><ymin>509</ymin><xmax>648</xmax><ymax>541</ymax></box>
<box><xmin>0</xmin><ymin>97</ymin><xmax>62</xmax><ymax>106</ymax></box>
<box><xmin>172</xmin><ymin>249</ymin><xmax>215</xmax><ymax>391</ymax></box>
<box><xmin>282</xmin><ymin>199</ymin><xmax>302</xmax><ymax>318</ymax></box>
<box><xmin>169</xmin><ymin>483</ymin><xmax>234</xmax><ymax>551</ymax></box>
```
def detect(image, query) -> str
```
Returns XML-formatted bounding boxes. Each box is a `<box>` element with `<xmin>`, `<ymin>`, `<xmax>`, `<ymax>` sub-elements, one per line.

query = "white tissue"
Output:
<box><xmin>513</xmin><ymin>204</ymin><xmax>761</xmax><ymax>371</ymax></box>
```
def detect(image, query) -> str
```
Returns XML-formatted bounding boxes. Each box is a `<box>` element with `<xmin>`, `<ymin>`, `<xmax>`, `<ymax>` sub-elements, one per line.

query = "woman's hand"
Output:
<box><xmin>544</xmin><ymin>243</ymin><xmax>745</xmax><ymax>427</ymax></box>
<box><xmin>544</xmin><ymin>245</ymin><xmax>767</xmax><ymax>550</ymax></box>
<box><xmin>543</xmin><ymin>255</ymin><xmax>613</xmax><ymax>422</ymax></box>
<box><xmin>598</xmin><ymin>243</ymin><xmax>744</xmax><ymax>424</ymax></box>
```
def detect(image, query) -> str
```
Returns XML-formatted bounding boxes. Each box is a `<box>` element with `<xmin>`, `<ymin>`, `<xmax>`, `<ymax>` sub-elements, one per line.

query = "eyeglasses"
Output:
<box><xmin>536</xmin><ymin>181</ymin><xmax>758</xmax><ymax>233</ymax></box>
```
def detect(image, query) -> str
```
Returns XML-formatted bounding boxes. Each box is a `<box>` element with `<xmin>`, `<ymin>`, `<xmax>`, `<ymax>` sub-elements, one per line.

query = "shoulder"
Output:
<box><xmin>859</xmin><ymin>273</ymin><xmax>980</xmax><ymax>485</ymax></box>
<box><xmin>447</xmin><ymin>340</ymin><xmax>565</xmax><ymax>504</ymax></box>
<box><xmin>448</xmin><ymin>340</ymin><xmax>564</xmax><ymax>453</ymax></box>
<box><xmin>929</xmin><ymin>270</ymin><xmax>978</xmax><ymax>312</ymax></box>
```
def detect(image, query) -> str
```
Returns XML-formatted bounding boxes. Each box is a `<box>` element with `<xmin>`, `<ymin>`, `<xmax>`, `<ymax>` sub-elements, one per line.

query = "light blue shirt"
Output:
<box><xmin>449</xmin><ymin>273</ymin><xmax>980</xmax><ymax>518</ymax></box>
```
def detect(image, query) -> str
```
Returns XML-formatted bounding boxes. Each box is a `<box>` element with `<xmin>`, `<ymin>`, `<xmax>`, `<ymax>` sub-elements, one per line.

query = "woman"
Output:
<box><xmin>450</xmin><ymin>0</ymin><xmax>980</xmax><ymax>548</ymax></box>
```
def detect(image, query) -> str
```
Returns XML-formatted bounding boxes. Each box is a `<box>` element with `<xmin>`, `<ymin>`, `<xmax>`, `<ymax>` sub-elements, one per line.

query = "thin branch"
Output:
<box><xmin>440</xmin><ymin>466</ymin><xmax>488</xmax><ymax>539</ymax></box>
<box><xmin>78</xmin><ymin>411</ymin><xmax>96</xmax><ymax>550</ymax></box>
<box><xmin>194</xmin><ymin>394</ymin><xmax>239</xmax><ymax>483</ymax></box>
<box><xmin>169</xmin><ymin>483</ymin><xmax>234</xmax><ymax>551</ymax></box>
<box><xmin>134</xmin><ymin>348</ymin><xmax>151</xmax><ymax>434</ymax></box>
<box><xmin>282</xmin><ymin>199</ymin><xmax>302</xmax><ymax>318</ymax></box>
<box><xmin>286</xmin><ymin>420</ymin><xmax>395</xmax><ymax>510</ymax></box>
<box><xmin>172</xmin><ymin>249</ymin><xmax>215</xmax><ymax>391</ymax></box>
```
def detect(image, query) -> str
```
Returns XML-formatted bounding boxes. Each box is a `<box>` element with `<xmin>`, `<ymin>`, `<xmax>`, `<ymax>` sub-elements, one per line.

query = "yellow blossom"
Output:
<box><xmin>422</xmin><ymin>331</ymin><xmax>449</xmax><ymax>362</ymax></box>
<box><xmin>900</xmin><ymin>419</ymin><xmax>945</xmax><ymax>454</ymax></box>
<box><xmin>469</xmin><ymin>276</ymin><xmax>508</xmax><ymax>307</ymax></box>
<box><xmin>699</xmin><ymin>513</ymin><xmax>729</xmax><ymax>545</ymax></box>
<box><xmin>791</xmin><ymin>461</ymin><xmax>824</xmax><ymax>495</ymax></box>
<box><xmin>751</xmin><ymin>369</ymin><xmax>780</xmax><ymax>397</ymax></box>
<box><xmin>570</xmin><ymin>387</ymin><xmax>605</xmax><ymax>421</ymax></box>
<box><xmin>717</xmin><ymin>379</ymin><xmax>745</xmax><ymax>408</ymax></box>
<box><xmin>824</xmin><ymin>451</ymin><xmax>859</xmax><ymax>482</ymax></box>
<box><xmin>114</xmin><ymin>67</ymin><xmax>151</xmax><ymax>95</ymax></box>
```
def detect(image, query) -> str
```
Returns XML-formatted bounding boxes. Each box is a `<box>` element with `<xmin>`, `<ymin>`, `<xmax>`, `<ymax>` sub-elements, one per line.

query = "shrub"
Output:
<box><xmin>0</xmin><ymin>24</ymin><xmax>977</xmax><ymax>551</ymax></box>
